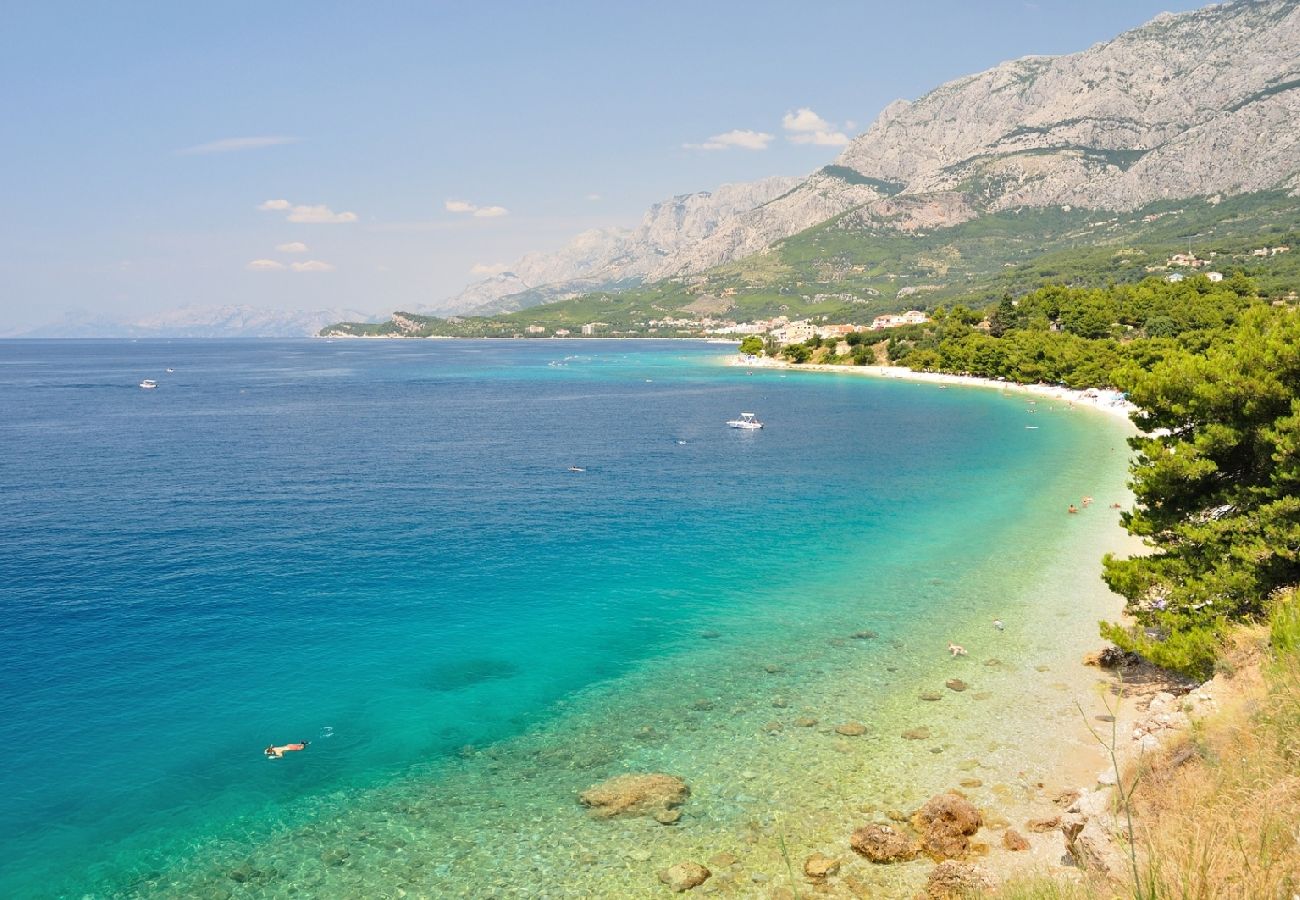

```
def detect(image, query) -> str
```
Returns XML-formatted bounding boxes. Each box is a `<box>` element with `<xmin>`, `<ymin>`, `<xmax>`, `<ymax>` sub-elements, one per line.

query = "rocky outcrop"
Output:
<box><xmin>444</xmin><ymin>177</ymin><xmax>800</xmax><ymax>314</ymax></box>
<box><xmin>578</xmin><ymin>773</ymin><xmax>689</xmax><ymax>820</ymax></box>
<box><xmin>849</xmin><ymin>823</ymin><xmax>919</xmax><ymax>863</ymax></box>
<box><xmin>1060</xmin><ymin>795</ymin><xmax>1133</xmax><ymax>884</ymax></box>
<box><xmin>912</xmin><ymin>793</ymin><xmax>984</xmax><ymax>860</ymax></box>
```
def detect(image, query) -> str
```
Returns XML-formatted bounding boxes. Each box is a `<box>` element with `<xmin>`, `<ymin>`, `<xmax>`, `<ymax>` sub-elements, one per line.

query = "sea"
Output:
<box><xmin>0</xmin><ymin>339</ymin><xmax>1135</xmax><ymax>898</ymax></box>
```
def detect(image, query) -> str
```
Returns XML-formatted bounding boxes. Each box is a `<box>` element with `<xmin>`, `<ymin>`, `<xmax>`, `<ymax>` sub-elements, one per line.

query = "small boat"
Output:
<box><xmin>726</xmin><ymin>412</ymin><xmax>763</xmax><ymax>430</ymax></box>
<box><xmin>165</xmin><ymin>368</ymin><xmax>175</xmax><ymax>373</ymax></box>
<box><xmin>568</xmin><ymin>466</ymin><xmax>586</xmax><ymax>473</ymax></box>
<box><xmin>139</xmin><ymin>379</ymin><xmax>158</xmax><ymax>390</ymax></box>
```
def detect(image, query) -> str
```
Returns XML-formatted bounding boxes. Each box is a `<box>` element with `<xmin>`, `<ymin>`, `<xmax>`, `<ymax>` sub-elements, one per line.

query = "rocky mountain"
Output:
<box><xmin>444</xmin><ymin>177</ymin><xmax>801</xmax><ymax>314</ymax></box>
<box><xmin>14</xmin><ymin>305</ymin><xmax>381</xmax><ymax>338</ymax></box>
<box><xmin>440</xmin><ymin>0</ymin><xmax>1300</xmax><ymax>316</ymax></box>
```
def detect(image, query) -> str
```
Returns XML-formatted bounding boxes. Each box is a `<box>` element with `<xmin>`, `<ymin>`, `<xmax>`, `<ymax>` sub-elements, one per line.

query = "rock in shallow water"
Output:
<box><xmin>658</xmin><ymin>862</ymin><xmax>710</xmax><ymax>892</ymax></box>
<box><xmin>803</xmin><ymin>852</ymin><xmax>841</xmax><ymax>879</ymax></box>
<box><xmin>913</xmin><ymin>793</ymin><xmax>983</xmax><ymax>860</ymax></box>
<box><xmin>579</xmin><ymin>773</ymin><xmax>689</xmax><ymax>819</ymax></box>
<box><xmin>1002</xmin><ymin>828</ymin><xmax>1030</xmax><ymax>851</ymax></box>
<box><xmin>835</xmin><ymin>722</ymin><xmax>867</xmax><ymax>736</ymax></box>
<box><xmin>849</xmin><ymin>823</ymin><xmax>919</xmax><ymax>863</ymax></box>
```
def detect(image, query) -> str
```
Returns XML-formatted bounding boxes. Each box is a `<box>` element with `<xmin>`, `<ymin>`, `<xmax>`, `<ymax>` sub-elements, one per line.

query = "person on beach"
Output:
<box><xmin>265</xmin><ymin>741</ymin><xmax>309</xmax><ymax>758</ymax></box>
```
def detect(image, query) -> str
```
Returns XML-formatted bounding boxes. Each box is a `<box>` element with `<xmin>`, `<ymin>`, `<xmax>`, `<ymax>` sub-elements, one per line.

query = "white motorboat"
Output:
<box><xmin>139</xmin><ymin>379</ymin><xmax>158</xmax><ymax>390</ymax></box>
<box><xmin>726</xmin><ymin>412</ymin><xmax>763</xmax><ymax>429</ymax></box>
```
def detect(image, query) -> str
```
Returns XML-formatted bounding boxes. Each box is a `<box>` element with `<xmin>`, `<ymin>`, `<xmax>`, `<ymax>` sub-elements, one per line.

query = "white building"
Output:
<box><xmin>770</xmin><ymin>320</ymin><xmax>816</xmax><ymax>345</ymax></box>
<box><xmin>870</xmin><ymin>310</ymin><xmax>929</xmax><ymax>330</ymax></box>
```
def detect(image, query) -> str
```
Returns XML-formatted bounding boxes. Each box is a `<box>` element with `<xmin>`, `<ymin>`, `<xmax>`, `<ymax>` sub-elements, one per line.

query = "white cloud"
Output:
<box><xmin>446</xmin><ymin>199</ymin><xmax>510</xmax><ymax>217</ymax></box>
<box><xmin>782</xmin><ymin>108</ymin><xmax>833</xmax><ymax>133</ymax></box>
<box><xmin>290</xmin><ymin>260</ymin><xmax>335</xmax><ymax>272</ymax></box>
<box><xmin>586</xmin><ymin>193</ymin><xmax>602</xmax><ymax>201</ymax></box>
<box><xmin>470</xmin><ymin>262</ymin><xmax>511</xmax><ymax>276</ymax></box>
<box><xmin>790</xmin><ymin>130</ymin><xmax>851</xmax><ymax>146</ymax></box>
<box><xmin>276</xmin><ymin>241</ymin><xmax>308</xmax><ymax>253</ymax></box>
<box><xmin>180</xmin><ymin>136</ymin><xmax>299</xmax><ymax>155</ymax></box>
<box><xmin>257</xmin><ymin>199</ymin><xmax>357</xmax><ymax>224</ymax></box>
<box><xmin>246</xmin><ymin>259</ymin><xmax>285</xmax><ymax>271</ymax></box>
<box><xmin>782</xmin><ymin>107</ymin><xmax>852</xmax><ymax>146</ymax></box>
<box><xmin>684</xmin><ymin>129</ymin><xmax>774</xmax><ymax>151</ymax></box>
<box><xmin>287</xmin><ymin>204</ymin><xmax>357</xmax><ymax>224</ymax></box>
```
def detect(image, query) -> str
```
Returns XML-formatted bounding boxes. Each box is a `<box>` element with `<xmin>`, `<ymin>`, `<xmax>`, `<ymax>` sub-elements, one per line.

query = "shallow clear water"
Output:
<box><xmin>0</xmin><ymin>340</ymin><xmax>1133</xmax><ymax>897</ymax></box>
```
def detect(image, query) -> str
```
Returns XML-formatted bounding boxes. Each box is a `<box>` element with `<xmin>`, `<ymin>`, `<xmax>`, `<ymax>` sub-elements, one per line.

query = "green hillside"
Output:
<box><xmin>322</xmin><ymin>190</ymin><xmax>1300</xmax><ymax>338</ymax></box>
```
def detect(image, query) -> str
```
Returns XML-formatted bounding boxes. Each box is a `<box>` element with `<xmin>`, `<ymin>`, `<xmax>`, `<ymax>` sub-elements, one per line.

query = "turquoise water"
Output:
<box><xmin>0</xmin><ymin>340</ymin><xmax>1133</xmax><ymax>897</ymax></box>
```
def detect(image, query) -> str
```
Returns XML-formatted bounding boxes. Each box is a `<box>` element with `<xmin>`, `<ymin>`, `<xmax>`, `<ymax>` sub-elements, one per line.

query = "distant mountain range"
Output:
<box><xmin>8</xmin><ymin>305</ymin><xmax>381</xmax><ymax>339</ymax></box>
<box><xmin>418</xmin><ymin>0</ymin><xmax>1300</xmax><ymax>320</ymax></box>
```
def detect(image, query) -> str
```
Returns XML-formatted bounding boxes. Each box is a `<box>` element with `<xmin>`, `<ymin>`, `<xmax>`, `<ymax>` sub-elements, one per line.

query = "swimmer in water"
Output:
<box><xmin>993</xmin><ymin>619</ymin><xmax>1005</xmax><ymax>631</ymax></box>
<box><xmin>947</xmin><ymin>642</ymin><xmax>968</xmax><ymax>657</ymax></box>
<box><xmin>1068</xmin><ymin>504</ymin><xmax>1079</xmax><ymax>514</ymax></box>
<box><xmin>265</xmin><ymin>741</ymin><xmax>309</xmax><ymax>758</ymax></box>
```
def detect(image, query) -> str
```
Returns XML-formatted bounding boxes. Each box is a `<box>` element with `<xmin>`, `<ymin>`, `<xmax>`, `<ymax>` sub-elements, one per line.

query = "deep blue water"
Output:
<box><xmin>0</xmin><ymin>339</ymin><xmax>1121</xmax><ymax>896</ymax></box>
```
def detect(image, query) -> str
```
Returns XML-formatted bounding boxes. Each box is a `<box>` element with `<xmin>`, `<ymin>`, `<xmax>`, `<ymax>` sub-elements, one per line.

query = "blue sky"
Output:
<box><xmin>0</xmin><ymin>0</ymin><xmax>1204</xmax><ymax>329</ymax></box>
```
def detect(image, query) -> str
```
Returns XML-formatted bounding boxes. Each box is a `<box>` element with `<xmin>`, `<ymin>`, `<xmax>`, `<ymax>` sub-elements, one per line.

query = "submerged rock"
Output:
<box><xmin>707</xmin><ymin>852</ymin><xmax>739</xmax><ymax>869</ymax></box>
<box><xmin>913</xmin><ymin>793</ymin><xmax>983</xmax><ymax>860</ymax></box>
<box><xmin>793</xmin><ymin>716</ymin><xmax>819</xmax><ymax>727</ymax></box>
<box><xmin>803</xmin><ymin>852</ymin><xmax>841</xmax><ymax>879</ymax></box>
<box><xmin>658</xmin><ymin>862</ymin><xmax>710</xmax><ymax>893</ymax></box>
<box><xmin>920</xmin><ymin>691</ymin><xmax>943</xmax><ymax>702</ymax></box>
<box><xmin>851</xmin><ymin>630</ymin><xmax>879</xmax><ymax>640</ymax></box>
<box><xmin>654</xmin><ymin>808</ymin><xmax>682</xmax><ymax>826</ymax></box>
<box><xmin>923</xmin><ymin>860</ymin><xmax>995</xmax><ymax>899</ymax></box>
<box><xmin>579</xmin><ymin>773</ymin><xmax>689</xmax><ymax>819</ymax></box>
<box><xmin>902</xmin><ymin>726</ymin><xmax>932</xmax><ymax>740</ymax></box>
<box><xmin>850</xmin><ymin>823</ymin><xmax>919</xmax><ymax>863</ymax></box>
<box><xmin>945</xmin><ymin>678</ymin><xmax>968</xmax><ymax>692</ymax></box>
<box><xmin>835</xmin><ymin>722</ymin><xmax>867</xmax><ymax>736</ymax></box>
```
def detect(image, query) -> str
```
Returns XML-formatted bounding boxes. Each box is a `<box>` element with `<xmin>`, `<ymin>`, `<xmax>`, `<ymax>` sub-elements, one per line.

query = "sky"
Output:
<box><xmin>0</xmin><ymin>0</ymin><xmax>1207</xmax><ymax>330</ymax></box>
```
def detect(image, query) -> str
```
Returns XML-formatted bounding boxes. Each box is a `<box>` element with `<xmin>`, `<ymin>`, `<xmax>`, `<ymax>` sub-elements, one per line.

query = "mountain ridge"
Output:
<box><xmin>428</xmin><ymin>0</ymin><xmax>1300</xmax><ymax>319</ymax></box>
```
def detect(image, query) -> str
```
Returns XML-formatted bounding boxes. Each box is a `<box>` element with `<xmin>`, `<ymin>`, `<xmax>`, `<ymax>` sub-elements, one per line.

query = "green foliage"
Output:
<box><xmin>1269</xmin><ymin>588</ymin><xmax>1300</xmax><ymax>657</ymax></box>
<box><xmin>738</xmin><ymin>335</ymin><xmax>764</xmax><ymax>356</ymax></box>
<box><xmin>782</xmin><ymin>344</ymin><xmax>812</xmax><ymax>364</ymax></box>
<box><xmin>1099</xmin><ymin>307</ymin><xmax>1300</xmax><ymax>677</ymax></box>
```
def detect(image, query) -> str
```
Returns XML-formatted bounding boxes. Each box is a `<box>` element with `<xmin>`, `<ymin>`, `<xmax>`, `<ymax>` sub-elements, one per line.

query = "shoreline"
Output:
<box><xmin>731</xmin><ymin>354</ymin><xmax>1138</xmax><ymax>424</ymax></box>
